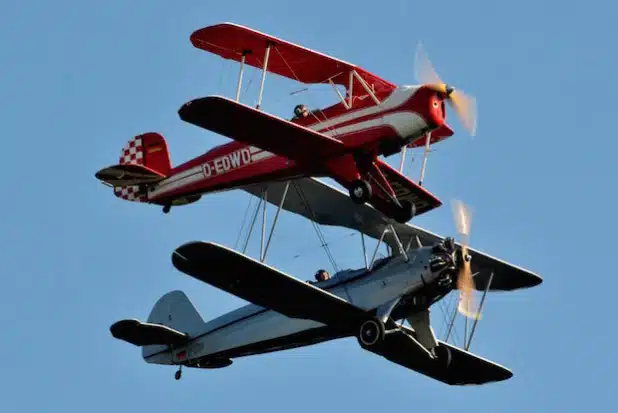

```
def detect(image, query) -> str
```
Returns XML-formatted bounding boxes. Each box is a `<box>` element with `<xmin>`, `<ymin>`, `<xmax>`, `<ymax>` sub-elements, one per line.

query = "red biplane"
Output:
<box><xmin>95</xmin><ymin>23</ymin><xmax>477</xmax><ymax>223</ymax></box>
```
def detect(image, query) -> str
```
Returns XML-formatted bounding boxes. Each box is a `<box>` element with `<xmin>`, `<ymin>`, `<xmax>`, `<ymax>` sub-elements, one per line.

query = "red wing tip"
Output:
<box><xmin>190</xmin><ymin>22</ymin><xmax>264</xmax><ymax>48</ymax></box>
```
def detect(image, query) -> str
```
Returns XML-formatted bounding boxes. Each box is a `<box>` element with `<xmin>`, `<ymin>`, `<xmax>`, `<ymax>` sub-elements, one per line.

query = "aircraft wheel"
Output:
<box><xmin>357</xmin><ymin>318</ymin><xmax>385</xmax><ymax>348</ymax></box>
<box><xmin>393</xmin><ymin>201</ymin><xmax>416</xmax><ymax>223</ymax></box>
<box><xmin>432</xmin><ymin>345</ymin><xmax>452</xmax><ymax>369</ymax></box>
<box><xmin>349</xmin><ymin>180</ymin><xmax>372</xmax><ymax>204</ymax></box>
<box><xmin>163</xmin><ymin>205</ymin><xmax>171</xmax><ymax>214</ymax></box>
<box><xmin>174</xmin><ymin>369</ymin><xmax>182</xmax><ymax>380</ymax></box>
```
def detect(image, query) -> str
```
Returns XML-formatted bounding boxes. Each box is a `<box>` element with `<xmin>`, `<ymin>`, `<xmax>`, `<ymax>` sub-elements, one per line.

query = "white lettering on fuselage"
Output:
<box><xmin>202</xmin><ymin>148</ymin><xmax>252</xmax><ymax>178</ymax></box>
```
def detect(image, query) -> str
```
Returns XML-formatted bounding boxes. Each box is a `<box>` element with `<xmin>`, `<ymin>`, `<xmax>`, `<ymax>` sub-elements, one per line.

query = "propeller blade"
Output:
<box><xmin>451</xmin><ymin>200</ymin><xmax>481</xmax><ymax>320</ymax></box>
<box><xmin>448</xmin><ymin>89</ymin><xmax>477</xmax><ymax>136</ymax></box>
<box><xmin>414</xmin><ymin>42</ymin><xmax>443</xmax><ymax>87</ymax></box>
<box><xmin>414</xmin><ymin>42</ymin><xmax>478</xmax><ymax>137</ymax></box>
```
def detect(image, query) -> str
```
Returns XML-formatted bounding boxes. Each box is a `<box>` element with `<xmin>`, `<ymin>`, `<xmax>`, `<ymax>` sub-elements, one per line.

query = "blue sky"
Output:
<box><xmin>2</xmin><ymin>0</ymin><xmax>617</xmax><ymax>410</ymax></box>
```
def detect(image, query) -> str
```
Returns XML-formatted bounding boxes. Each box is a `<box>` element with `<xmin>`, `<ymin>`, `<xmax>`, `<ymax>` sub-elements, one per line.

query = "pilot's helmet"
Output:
<box><xmin>294</xmin><ymin>104</ymin><xmax>307</xmax><ymax>118</ymax></box>
<box><xmin>315</xmin><ymin>269</ymin><xmax>329</xmax><ymax>282</ymax></box>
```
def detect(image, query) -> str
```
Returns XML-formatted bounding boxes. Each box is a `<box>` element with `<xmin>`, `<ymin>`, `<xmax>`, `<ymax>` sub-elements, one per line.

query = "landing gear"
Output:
<box><xmin>357</xmin><ymin>317</ymin><xmax>385</xmax><ymax>348</ymax></box>
<box><xmin>349</xmin><ymin>180</ymin><xmax>372</xmax><ymax>204</ymax></box>
<box><xmin>174</xmin><ymin>367</ymin><xmax>182</xmax><ymax>380</ymax></box>
<box><xmin>392</xmin><ymin>200</ymin><xmax>416</xmax><ymax>224</ymax></box>
<box><xmin>163</xmin><ymin>205</ymin><xmax>171</xmax><ymax>214</ymax></box>
<box><xmin>432</xmin><ymin>344</ymin><xmax>452</xmax><ymax>369</ymax></box>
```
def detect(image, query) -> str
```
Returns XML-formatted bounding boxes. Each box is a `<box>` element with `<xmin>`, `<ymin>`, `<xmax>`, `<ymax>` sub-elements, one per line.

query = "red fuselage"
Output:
<box><xmin>146</xmin><ymin>85</ymin><xmax>446</xmax><ymax>206</ymax></box>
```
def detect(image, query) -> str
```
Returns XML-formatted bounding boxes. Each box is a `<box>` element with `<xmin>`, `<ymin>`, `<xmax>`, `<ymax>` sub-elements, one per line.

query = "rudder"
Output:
<box><xmin>113</xmin><ymin>132</ymin><xmax>172</xmax><ymax>202</ymax></box>
<box><xmin>141</xmin><ymin>290</ymin><xmax>206</xmax><ymax>361</ymax></box>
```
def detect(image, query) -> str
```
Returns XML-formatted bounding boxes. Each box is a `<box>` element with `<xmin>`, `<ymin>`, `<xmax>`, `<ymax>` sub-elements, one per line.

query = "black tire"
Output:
<box><xmin>393</xmin><ymin>200</ymin><xmax>416</xmax><ymax>223</ymax></box>
<box><xmin>357</xmin><ymin>318</ymin><xmax>385</xmax><ymax>348</ymax></box>
<box><xmin>163</xmin><ymin>205</ymin><xmax>171</xmax><ymax>214</ymax></box>
<box><xmin>432</xmin><ymin>344</ymin><xmax>452</xmax><ymax>369</ymax></box>
<box><xmin>349</xmin><ymin>180</ymin><xmax>372</xmax><ymax>204</ymax></box>
<box><xmin>174</xmin><ymin>369</ymin><xmax>182</xmax><ymax>380</ymax></box>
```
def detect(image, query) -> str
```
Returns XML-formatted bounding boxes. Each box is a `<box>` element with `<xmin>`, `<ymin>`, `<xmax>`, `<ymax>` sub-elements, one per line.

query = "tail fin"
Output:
<box><xmin>141</xmin><ymin>290</ymin><xmax>206</xmax><ymax>361</ymax></box>
<box><xmin>95</xmin><ymin>132</ymin><xmax>172</xmax><ymax>203</ymax></box>
<box><xmin>118</xmin><ymin>132</ymin><xmax>172</xmax><ymax>176</ymax></box>
<box><xmin>113</xmin><ymin>132</ymin><xmax>172</xmax><ymax>202</ymax></box>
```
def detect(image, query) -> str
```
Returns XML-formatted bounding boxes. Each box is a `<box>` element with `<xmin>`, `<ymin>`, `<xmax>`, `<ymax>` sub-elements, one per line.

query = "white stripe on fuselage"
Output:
<box><xmin>143</xmin><ymin>248</ymin><xmax>436</xmax><ymax>365</ymax></box>
<box><xmin>147</xmin><ymin>86</ymin><xmax>423</xmax><ymax>200</ymax></box>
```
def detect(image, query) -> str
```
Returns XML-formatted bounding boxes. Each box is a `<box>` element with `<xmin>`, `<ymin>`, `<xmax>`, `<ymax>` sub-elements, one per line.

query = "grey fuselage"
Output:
<box><xmin>143</xmin><ymin>246</ymin><xmax>443</xmax><ymax>366</ymax></box>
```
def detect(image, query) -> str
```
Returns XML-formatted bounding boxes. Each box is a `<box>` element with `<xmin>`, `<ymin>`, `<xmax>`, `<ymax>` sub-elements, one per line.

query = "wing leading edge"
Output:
<box><xmin>242</xmin><ymin>178</ymin><xmax>542</xmax><ymax>291</ymax></box>
<box><xmin>171</xmin><ymin>241</ymin><xmax>369</xmax><ymax>328</ymax></box>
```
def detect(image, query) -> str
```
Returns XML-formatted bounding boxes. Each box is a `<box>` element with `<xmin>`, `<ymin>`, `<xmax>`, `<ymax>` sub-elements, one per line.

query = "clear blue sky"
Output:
<box><xmin>2</xmin><ymin>0</ymin><xmax>616</xmax><ymax>410</ymax></box>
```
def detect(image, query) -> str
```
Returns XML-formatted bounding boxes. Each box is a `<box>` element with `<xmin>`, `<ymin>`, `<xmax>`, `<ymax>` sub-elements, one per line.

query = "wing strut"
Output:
<box><xmin>368</xmin><ymin>227</ymin><xmax>388</xmax><ymax>271</ymax></box>
<box><xmin>443</xmin><ymin>270</ymin><xmax>495</xmax><ymax>350</ymax></box>
<box><xmin>419</xmin><ymin>132</ymin><xmax>432</xmax><ymax>186</ymax></box>
<box><xmin>464</xmin><ymin>271</ymin><xmax>494</xmax><ymax>350</ymax></box>
<box><xmin>256</xmin><ymin>43</ymin><xmax>272</xmax><ymax>110</ymax></box>
<box><xmin>261</xmin><ymin>181</ymin><xmax>291</xmax><ymax>262</ymax></box>
<box><xmin>235</xmin><ymin>51</ymin><xmax>248</xmax><ymax>102</ymax></box>
<box><xmin>361</xmin><ymin>233</ymin><xmax>369</xmax><ymax>268</ymax></box>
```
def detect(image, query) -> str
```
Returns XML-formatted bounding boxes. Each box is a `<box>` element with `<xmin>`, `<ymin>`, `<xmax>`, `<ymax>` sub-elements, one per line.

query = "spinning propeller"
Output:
<box><xmin>414</xmin><ymin>43</ymin><xmax>478</xmax><ymax>137</ymax></box>
<box><xmin>451</xmin><ymin>200</ymin><xmax>481</xmax><ymax>320</ymax></box>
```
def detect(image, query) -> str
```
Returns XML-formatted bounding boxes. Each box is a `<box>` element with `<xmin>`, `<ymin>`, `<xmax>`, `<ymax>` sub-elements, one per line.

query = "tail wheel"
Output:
<box><xmin>357</xmin><ymin>318</ymin><xmax>385</xmax><ymax>348</ymax></box>
<box><xmin>350</xmin><ymin>180</ymin><xmax>372</xmax><ymax>204</ymax></box>
<box><xmin>393</xmin><ymin>200</ymin><xmax>416</xmax><ymax>223</ymax></box>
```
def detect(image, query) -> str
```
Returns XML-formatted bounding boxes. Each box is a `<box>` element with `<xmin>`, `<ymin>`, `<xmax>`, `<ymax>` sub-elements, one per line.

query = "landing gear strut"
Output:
<box><xmin>349</xmin><ymin>179</ymin><xmax>372</xmax><ymax>204</ymax></box>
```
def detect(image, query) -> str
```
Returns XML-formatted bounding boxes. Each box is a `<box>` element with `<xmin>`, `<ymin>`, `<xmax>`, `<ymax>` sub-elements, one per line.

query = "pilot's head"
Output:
<box><xmin>294</xmin><ymin>104</ymin><xmax>308</xmax><ymax>118</ymax></box>
<box><xmin>315</xmin><ymin>269</ymin><xmax>330</xmax><ymax>282</ymax></box>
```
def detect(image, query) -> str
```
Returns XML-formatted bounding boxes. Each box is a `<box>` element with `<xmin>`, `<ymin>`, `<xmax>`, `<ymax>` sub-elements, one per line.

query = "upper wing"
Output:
<box><xmin>178</xmin><ymin>96</ymin><xmax>347</xmax><ymax>162</ymax></box>
<box><xmin>242</xmin><ymin>178</ymin><xmax>542</xmax><ymax>291</ymax></box>
<box><xmin>367</xmin><ymin>325</ymin><xmax>512</xmax><ymax>385</ymax></box>
<box><xmin>171</xmin><ymin>241</ymin><xmax>369</xmax><ymax>327</ymax></box>
<box><xmin>189</xmin><ymin>23</ymin><xmax>396</xmax><ymax>99</ymax></box>
<box><xmin>95</xmin><ymin>163</ymin><xmax>166</xmax><ymax>187</ymax></box>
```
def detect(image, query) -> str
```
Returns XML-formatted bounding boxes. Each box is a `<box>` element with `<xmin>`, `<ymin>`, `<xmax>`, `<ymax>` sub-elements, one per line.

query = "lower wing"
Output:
<box><xmin>178</xmin><ymin>96</ymin><xmax>347</xmax><ymax>163</ymax></box>
<box><xmin>370</xmin><ymin>158</ymin><xmax>442</xmax><ymax>216</ymax></box>
<box><xmin>369</xmin><ymin>326</ymin><xmax>512</xmax><ymax>385</ymax></box>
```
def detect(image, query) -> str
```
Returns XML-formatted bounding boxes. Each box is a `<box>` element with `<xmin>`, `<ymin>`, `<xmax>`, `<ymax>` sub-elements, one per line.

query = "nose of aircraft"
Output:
<box><xmin>409</xmin><ymin>85</ymin><xmax>446</xmax><ymax>131</ymax></box>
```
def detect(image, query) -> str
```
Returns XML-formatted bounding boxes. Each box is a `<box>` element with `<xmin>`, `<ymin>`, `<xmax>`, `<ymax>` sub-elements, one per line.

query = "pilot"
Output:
<box><xmin>314</xmin><ymin>269</ymin><xmax>330</xmax><ymax>282</ymax></box>
<box><xmin>293</xmin><ymin>104</ymin><xmax>309</xmax><ymax>119</ymax></box>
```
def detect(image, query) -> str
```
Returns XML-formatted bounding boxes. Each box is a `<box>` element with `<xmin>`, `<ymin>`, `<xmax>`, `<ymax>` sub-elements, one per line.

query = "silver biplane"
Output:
<box><xmin>111</xmin><ymin>177</ymin><xmax>542</xmax><ymax>386</ymax></box>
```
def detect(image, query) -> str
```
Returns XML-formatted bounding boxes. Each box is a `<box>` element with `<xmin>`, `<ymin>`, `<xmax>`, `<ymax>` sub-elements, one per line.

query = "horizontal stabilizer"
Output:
<box><xmin>95</xmin><ymin>164</ymin><xmax>166</xmax><ymax>187</ymax></box>
<box><xmin>171</xmin><ymin>241</ymin><xmax>368</xmax><ymax>327</ymax></box>
<box><xmin>110</xmin><ymin>319</ymin><xmax>189</xmax><ymax>347</ymax></box>
<box><xmin>369</xmin><ymin>326</ymin><xmax>512</xmax><ymax>385</ymax></box>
